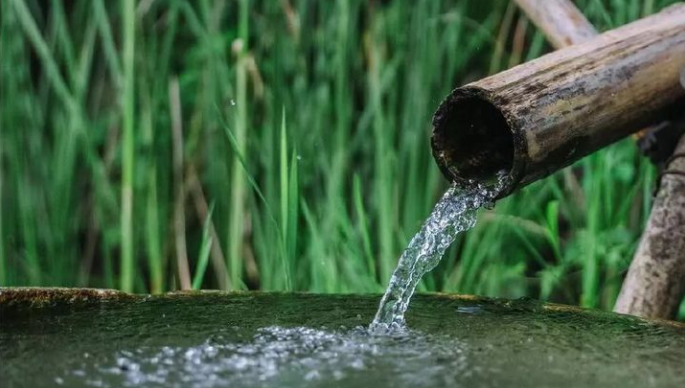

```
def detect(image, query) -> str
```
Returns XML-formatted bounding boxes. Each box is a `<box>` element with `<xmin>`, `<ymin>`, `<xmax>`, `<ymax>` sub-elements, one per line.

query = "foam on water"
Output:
<box><xmin>75</xmin><ymin>326</ymin><xmax>468</xmax><ymax>388</ymax></box>
<box><xmin>372</xmin><ymin>172</ymin><xmax>508</xmax><ymax>328</ymax></box>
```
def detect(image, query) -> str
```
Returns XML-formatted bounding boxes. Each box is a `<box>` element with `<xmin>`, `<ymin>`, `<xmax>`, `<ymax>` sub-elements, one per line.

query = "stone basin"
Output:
<box><xmin>1</xmin><ymin>287</ymin><xmax>684</xmax><ymax>388</ymax></box>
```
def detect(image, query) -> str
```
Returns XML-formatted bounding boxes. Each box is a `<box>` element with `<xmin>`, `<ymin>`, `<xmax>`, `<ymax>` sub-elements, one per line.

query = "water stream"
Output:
<box><xmin>372</xmin><ymin>172</ymin><xmax>508</xmax><ymax>328</ymax></box>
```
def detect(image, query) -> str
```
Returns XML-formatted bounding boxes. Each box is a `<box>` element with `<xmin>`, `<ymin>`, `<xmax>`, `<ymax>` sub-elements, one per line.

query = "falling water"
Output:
<box><xmin>371</xmin><ymin>172</ymin><xmax>509</xmax><ymax>329</ymax></box>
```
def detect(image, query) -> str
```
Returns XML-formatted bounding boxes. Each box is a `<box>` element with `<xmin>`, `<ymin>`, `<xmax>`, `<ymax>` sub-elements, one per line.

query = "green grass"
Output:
<box><xmin>0</xmin><ymin>0</ymin><xmax>680</xmax><ymax>313</ymax></box>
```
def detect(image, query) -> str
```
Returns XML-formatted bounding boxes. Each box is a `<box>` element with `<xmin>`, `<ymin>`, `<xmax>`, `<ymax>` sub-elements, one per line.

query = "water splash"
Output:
<box><xmin>87</xmin><ymin>326</ymin><xmax>468</xmax><ymax>388</ymax></box>
<box><xmin>371</xmin><ymin>172</ymin><xmax>509</xmax><ymax>329</ymax></box>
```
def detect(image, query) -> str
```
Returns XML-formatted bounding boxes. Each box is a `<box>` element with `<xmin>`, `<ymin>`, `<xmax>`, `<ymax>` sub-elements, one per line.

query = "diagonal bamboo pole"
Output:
<box><xmin>513</xmin><ymin>0</ymin><xmax>597</xmax><ymax>48</ymax></box>
<box><xmin>512</xmin><ymin>0</ymin><xmax>685</xmax><ymax>319</ymax></box>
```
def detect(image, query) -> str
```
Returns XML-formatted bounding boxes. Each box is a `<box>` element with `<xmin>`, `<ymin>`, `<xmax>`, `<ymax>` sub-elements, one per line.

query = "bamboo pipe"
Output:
<box><xmin>510</xmin><ymin>0</ymin><xmax>685</xmax><ymax>319</ymax></box>
<box><xmin>464</xmin><ymin>0</ymin><xmax>685</xmax><ymax>319</ymax></box>
<box><xmin>514</xmin><ymin>0</ymin><xmax>668</xmax><ymax>153</ymax></box>
<box><xmin>431</xmin><ymin>4</ymin><xmax>685</xmax><ymax>197</ymax></box>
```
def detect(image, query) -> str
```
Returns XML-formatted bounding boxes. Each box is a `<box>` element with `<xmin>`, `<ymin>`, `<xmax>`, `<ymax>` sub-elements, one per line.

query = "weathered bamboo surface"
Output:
<box><xmin>513</xmin><ymin>0</ymin><xmax>597</xmax><ymax>48</ymax></box>
<box><xmin>514</xmin><ymin>0</ymin><xmax>673</xmax><ymax>148</ymax></box>
<box><xmin>432</xmin><ymin>4</ymin><xmax>685</xmax><ymax>197</ymax></box>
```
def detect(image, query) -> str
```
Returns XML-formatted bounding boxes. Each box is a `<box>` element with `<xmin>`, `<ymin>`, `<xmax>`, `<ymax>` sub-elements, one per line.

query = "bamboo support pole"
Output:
<box><xmin>509</xmin><ymin>1</ymin><xmax>685</xmax><ymax>320</ymax></box>
<box><xmin>431</xmin><ymin>4</ymin><xmax>685</xmax><ymax>199</ymax></box>
<box><xmin>614</xmin><ymin>128</ymin><xmax>685</xmax><ymax>318</ymax></box>
<box><xmin>513</xmin><ymin>0</ymin><xmax>597</xmax><ymax>48</ymax></box>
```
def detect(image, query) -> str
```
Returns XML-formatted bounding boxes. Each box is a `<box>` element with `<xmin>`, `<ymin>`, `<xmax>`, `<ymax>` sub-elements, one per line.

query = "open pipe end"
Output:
<box><xmin>431</xmin><ymin>88</ymin><xmax>519</xmax><ymax>196</ymax></box>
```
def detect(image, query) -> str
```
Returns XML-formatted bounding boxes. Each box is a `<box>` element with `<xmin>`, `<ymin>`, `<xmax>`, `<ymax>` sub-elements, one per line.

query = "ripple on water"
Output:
<box><xmin>82</xmin><ymin>326</ymin><xmax>468</xmax><ymax>388</ymax></box>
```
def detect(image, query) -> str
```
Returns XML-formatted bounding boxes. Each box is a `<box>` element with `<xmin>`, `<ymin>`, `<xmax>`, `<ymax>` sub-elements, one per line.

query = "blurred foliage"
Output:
<box><xmin>0</xmin><ymin>0</ymin><xmax>681</xmax><ymax>314</ymax></box>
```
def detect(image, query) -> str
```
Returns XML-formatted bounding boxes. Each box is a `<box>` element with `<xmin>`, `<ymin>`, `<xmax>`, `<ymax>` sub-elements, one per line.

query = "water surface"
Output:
<box><xmin>2</xmin><ymin>292</ymin><xmax>684</xmax><ymax>388</ymax></box>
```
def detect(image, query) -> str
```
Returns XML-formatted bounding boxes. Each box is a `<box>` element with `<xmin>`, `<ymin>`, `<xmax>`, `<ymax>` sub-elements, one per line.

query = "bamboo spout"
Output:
<box><xmin>432</xmin><ymin>4</ymin><xmax>685</xmax><ymax>197</ymax></box>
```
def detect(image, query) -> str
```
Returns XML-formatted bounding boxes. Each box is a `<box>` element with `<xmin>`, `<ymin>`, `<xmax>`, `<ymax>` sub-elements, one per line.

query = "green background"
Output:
<box><xmin>1</xmin><ymin>0</ymin><xmax>681</xmax><ymax>315</ymax></box>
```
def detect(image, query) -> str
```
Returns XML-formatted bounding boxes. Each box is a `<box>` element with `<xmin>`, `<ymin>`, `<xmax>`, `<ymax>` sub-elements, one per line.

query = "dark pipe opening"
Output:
<box><xmin>432</xmin><ymin>95</ymin><xmax>514</xmax><ymax>184</ymax></box>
